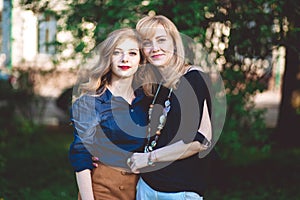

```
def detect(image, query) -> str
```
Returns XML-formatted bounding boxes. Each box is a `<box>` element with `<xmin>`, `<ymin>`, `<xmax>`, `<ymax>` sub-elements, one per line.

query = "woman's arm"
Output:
<box><xmin>69</xmin><ymin>95</ymin><xmax>98</xmax><ymax>171</ymax></box>
<box><xmin>156</xmin><ymin>99</ymin><xmax>212</xmax><ymax>160</ymax></box>
<box><xmin>69</xmin><ymin>95</ymin><xmax>98</xmax><ymax>198</ymax></box>
<box><xmin>198</xmin><ymin>99</ymin><xmax>212</xmax><ymax>142</ymax></box>
<box><xmin>129</xmin><ymin>140</ymin><xmax>200</xmax><ymax>173</ymax></box>
<box><xmin>76</xmin><ymin>169</ymin><xmax>95</xmax><ymax>200</ymax></box>
<box><xmin>129</xmin><ymin>100</ymin><xmax>212</xmax><ymax>173</ymax></box>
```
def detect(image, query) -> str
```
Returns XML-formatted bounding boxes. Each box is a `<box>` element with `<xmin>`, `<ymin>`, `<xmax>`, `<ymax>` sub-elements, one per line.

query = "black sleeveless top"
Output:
<box><xmin>141</xmin><ymin>70</ymin><xmax>219</xmax><ymax>196</ymax></box>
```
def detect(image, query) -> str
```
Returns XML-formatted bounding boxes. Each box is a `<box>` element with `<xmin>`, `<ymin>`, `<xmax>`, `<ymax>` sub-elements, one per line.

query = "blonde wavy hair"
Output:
<box><xmin>73</xmin><ymin>28</ymin><xmax>151</xmax><ymax>102</ymax></box>
<box><xmin>136</xmin><ymin>15</ymin><xmax>187</xmax><ymax>90</ymax></box>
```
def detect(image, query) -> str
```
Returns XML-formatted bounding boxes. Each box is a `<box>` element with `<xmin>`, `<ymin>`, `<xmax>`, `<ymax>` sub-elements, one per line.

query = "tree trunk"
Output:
<box><xmin>275</xmin><ymin>44</ymin><xmax>300</xmax><ymax>147</ymax></box>
<box><xmin>275</xmin><ymin>0</ymin><xmax>300</xmax><ymax>147</ymax></box>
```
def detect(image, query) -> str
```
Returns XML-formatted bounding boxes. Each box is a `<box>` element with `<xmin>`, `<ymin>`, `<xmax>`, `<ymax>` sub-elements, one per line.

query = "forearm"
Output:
<box><xmin>76</xmin><ymin>169</ymin><xmax>94</xmax><ymax>200</ymax></box>
<box><xmin>152</xmin><ymin>140</ymin><xmax>203</xmax><ymax>162</ymax></box>
<box><xmin>129</xmin><ymin>140</ymin><xmax>204</xmax><ymax>173</ymax></box>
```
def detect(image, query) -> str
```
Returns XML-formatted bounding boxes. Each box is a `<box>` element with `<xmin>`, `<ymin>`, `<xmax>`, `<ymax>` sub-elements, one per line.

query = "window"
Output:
<box><xmin>0</xmin><ymin>12</ymin><xmax>2</xmax><ymax>53</ymax></box>
<box><xmin>38</xmin><ymin>15</ymin><xmax>57</xmax><ymax>55</ymax></box>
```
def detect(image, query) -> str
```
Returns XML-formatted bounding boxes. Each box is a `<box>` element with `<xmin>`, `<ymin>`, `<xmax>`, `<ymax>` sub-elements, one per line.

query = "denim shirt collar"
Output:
<box><xmin>97</xmin><ymin>87</ymin><xmax>145</xmax><ymax>104</ymax></box>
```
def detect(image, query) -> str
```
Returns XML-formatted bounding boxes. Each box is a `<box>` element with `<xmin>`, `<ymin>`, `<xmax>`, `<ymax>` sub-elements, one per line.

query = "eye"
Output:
<box><xmin>113</xmin><ymin>51</ymin><xmax>121</xmax><ymax>56</ymax></box>
<box><xmin>142</xmin><ymin>40</ymin><xmax>152</xmax><ymax>47</ymax></box>
<box><xmin>129</xmin><ymin>51</ymin><xmax>138</xmax><ymax>56</ymax></box>
<box><xmin>157</xmin><ymin>38</ymin><xmax>167</xmax><ymax>43</ymax></box>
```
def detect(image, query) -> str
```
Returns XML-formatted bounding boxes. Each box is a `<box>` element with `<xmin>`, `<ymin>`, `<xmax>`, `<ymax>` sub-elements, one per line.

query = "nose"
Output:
<box><xmin>152</xmin><ymin>42</ymin><xmax>160</xmax><ymax>52</ymax></box>
<box><xmin>121</xmin><ymin>53</ymin><xmax>129</xmax><ymax>63</ymax></box>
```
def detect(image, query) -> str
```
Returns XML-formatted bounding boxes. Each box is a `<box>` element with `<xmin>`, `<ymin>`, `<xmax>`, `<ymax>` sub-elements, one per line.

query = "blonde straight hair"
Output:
<box><xmin>136</xmin><ymin>15</ymin><xmax>186</xmax><ymax>90</ymax></box>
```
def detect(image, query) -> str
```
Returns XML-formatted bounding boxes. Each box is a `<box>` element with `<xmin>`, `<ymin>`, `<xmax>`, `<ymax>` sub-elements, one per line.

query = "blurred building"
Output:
<box><xmin>0</xmin><ymin>0</ymin><xmax>75</xmax><ymax>125</ymax></box>
<box><xmin>0</xmin><ymin>0</ymin><xmax>76</xmax><ymax>98</ymax></box>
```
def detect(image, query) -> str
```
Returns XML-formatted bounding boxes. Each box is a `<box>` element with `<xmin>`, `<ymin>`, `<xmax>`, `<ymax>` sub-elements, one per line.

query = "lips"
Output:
<box><xmin>118</xmin><ymin>65</ymin><xmax>131</xmax><ymax>70</ymax></box>
<box><xmin>151</xmin><ymin>54</ymin><xmax>164</xmax><ymax>59</ymax></box>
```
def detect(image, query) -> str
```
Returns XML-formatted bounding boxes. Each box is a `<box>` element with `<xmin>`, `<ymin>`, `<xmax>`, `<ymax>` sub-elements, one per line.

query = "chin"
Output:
<box><xmin>150</xmin><ymin>61</ymin><xmax>167</xmax><ymax>67</ymax></box>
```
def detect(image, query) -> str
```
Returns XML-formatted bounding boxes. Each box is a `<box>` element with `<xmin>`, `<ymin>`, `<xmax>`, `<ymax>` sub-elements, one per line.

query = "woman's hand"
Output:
<box><xmin>92</xmin><ymin>156</ymin><xmax>99</xmax><ymax>167</ymax></box>
<box><xmin>127</xmin><ymin>152</ymin><xmax>150</xmax><ymax>174</ymax></box>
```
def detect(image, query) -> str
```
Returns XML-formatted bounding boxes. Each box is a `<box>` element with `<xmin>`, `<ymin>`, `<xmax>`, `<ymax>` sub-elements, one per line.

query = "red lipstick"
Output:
<box><xmin>119</xmin><ymin>66</ymin><xmax>131</xmax><ymax>70</ymax></box>
<box><xmin>151</xmin><ymin>54</ymin><xmax>164</xmax><ymax>59</ymax></box>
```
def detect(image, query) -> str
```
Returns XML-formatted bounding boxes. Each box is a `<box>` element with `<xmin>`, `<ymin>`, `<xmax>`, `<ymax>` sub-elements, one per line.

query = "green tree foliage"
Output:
<box><xmin>19</xmin><ymin>0</ymin><xmax>299</xmax><ymax>161</ymax></box>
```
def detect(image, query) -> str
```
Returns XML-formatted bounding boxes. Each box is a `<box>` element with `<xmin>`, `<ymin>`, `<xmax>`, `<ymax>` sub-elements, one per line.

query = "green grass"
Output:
<box><xmin>0</xmin><ymin>125</ymin><xmax>77</xmax><ymax>200</ymax></box>
<box><xmin>206</xmin><ymin>147</ymin><xmax>300</xmax><ymax>200</ymax></box>
<box><xmin>0</xmin><ymin>125</ymin><xmax>299</xmax><ymax>199</ymax></box>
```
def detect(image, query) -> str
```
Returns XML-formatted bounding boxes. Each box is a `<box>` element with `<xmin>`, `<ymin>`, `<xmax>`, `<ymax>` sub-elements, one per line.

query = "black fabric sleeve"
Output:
<box><xmin>181</xmin><ymin>70</ymin><xmax>212</xmax><ymax>144</ymax></box>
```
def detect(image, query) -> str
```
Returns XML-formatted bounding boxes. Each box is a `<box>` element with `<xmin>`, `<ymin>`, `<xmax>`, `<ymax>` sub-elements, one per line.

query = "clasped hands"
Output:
<box><xmin>92</xmin><ymin>152</ymin><xmax>150</xmax><ymax>174</ymax></box>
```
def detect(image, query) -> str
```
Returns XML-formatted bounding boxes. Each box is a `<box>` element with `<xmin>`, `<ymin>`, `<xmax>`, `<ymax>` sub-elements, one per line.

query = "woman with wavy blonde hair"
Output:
<box><xmin>73</xmin><ymin>28</ymin><xmax>153</xmax><ymax>99</ymax></box>
<box><xmin>69</xmin><ymin>28</ymin><xmax>151</xmax><ymax>200</ymax></box>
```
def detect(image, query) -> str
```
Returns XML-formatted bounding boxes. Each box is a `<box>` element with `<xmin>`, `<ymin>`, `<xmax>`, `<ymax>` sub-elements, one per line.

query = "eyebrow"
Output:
<box><xmin>155</xmin><ymin>35</ymin><xmax>168</xmax><ymax>39</ymax></box>
<box><xmin>115</xmin><ymin>48</ymin><xmax>139</xmax><ymax>51</ymax></box>
<box><xmin>143</xmin><ymin>35</ymin><xmax>168</xmax><ymax>41</ymax></box>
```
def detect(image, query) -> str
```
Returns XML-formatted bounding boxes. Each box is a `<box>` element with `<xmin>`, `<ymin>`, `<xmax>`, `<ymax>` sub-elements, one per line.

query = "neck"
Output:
<box><xmin>157</xmin><ymin>65</ymin><xmax>184</xmax><ymax>88</ymax></box>
<box><xmin>108</xmin><ymin>77</ymin><xmax>135</xmax><ymax>103</ymax></box>
<box><xmin>157</xmin><ymin>67</ymin><xmax>168</xmax><ymax>81</ymax></box>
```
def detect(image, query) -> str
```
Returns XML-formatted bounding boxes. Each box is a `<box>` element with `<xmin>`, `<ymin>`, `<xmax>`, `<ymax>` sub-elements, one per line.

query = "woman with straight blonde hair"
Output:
<box><xmin>127</xmin><ymin>15</ymin><xmax>219</xmax><ymax>200</ymax></box>
<box><xmin>69</xmin><ymin>28</ymin><xmax>151</xmax><ymax>200</ymax></box>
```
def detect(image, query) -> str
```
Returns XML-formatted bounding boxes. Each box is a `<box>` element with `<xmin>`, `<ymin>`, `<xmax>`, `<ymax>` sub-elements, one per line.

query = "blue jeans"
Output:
<box><xmin>136</xmin><ymin>178</ymin><xmax>203</xmax><ymax>200</ymax></box>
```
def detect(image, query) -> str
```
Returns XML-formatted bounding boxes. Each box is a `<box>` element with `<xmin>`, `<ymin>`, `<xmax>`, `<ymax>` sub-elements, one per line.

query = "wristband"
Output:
<box><xmin>194</xmin><ymin>131</ymin><xmax>212</xmax><ymax>148</ymax></box>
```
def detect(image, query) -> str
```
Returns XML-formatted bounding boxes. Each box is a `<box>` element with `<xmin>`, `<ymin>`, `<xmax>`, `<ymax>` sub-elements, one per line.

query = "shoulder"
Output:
<box><xmin>183</xmin><ymin>65</ymin><xmax>208</xmax><ymax>82</ymax></box>
<box><xmin>71</xmin><ymin>95</ymin><xmax>97</xmax><ymax>123</ymax></box>
<box><xmin>184</xmin><ymin>65</ymin><xmax>205</xmax><ymax>74</ymax></box>
<box><xmin>73</xmin><ymin>94</ymin><xmax>95</xmax><ymax>107</ymax></box>
<box><xmin>71</xmin><ymin>94</ymin><xmax>100</xmax><ymax>117</ymax></box>
<box><xmin>182</xmin><ymin>66</ymin><xmax>211</xmax><ymax>95</ymax></box>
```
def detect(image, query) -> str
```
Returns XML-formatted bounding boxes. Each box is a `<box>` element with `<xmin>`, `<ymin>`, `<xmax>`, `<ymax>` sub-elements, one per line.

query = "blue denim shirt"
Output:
<box><xmin>69</xmin><ymin>88</ymin><xmax>149</xmax><ymax>172</ymax></box>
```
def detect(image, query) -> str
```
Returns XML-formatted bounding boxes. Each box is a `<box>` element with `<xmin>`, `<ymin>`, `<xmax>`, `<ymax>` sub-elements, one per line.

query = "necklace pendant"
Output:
<box><xmin>164</xmin><ymin>107</ymin><xmax>170</xmax><ymax>113</ymax></box>
<box><xmin>165</xmin><ymin>99</ymin><xmax>170</xmax><ymax>107</ymax></box>
<box><xmin>159</xmin><ymin>115</ymin><xmax>166</xmax><ymax>124</ymax></box>
<box><xmin>151</xmin><ymin>140</ymin><xmax>157</xmax><ymax>147</ymax></box>
<box><xmin>157</xmin><ymin>124</ymin><xmax>164</xmax><ymax>129</ymax></box>
<box><xmin>148</xmin><ymin>146</ymin><xmax>153</xmax><ymax>151</ymax></box>
<box><xmin>144</xmin><ymin>146</ymin><xmax>149</xmax><ymax>153</ymax></box>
